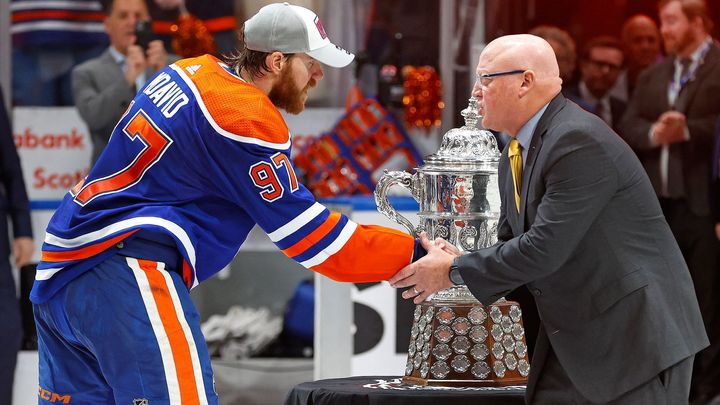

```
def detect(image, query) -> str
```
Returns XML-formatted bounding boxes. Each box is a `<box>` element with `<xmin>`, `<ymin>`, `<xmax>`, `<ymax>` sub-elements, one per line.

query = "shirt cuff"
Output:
<box><xmin>411</xmin><ymin>239</ymin><xmax>427</xmax><ymax>262</ymax></box>
<box><xmin>649</xmin><ymin>124</ymin><xmax>659</xmax><ymax>147</ymax></box>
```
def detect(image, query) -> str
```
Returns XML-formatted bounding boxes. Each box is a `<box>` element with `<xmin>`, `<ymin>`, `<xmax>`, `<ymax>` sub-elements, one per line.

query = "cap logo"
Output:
<box><xmin>314</xmin><ymin>16</ymin><xmax>327</xmax><ymax>40</ymax></box>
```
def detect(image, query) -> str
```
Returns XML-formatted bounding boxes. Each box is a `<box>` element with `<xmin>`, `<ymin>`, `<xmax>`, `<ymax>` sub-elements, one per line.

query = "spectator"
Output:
<box><xmin>72</xmin><ymin>0</ymin><xmax>174</xmax><ymax>165</ymax></box>
<box><xmin>566</xmin><ymin>36</ymin><xmax>626</xmax><ymax>131</ymax></box>
<box><xmin>10</xmin><ymin>0</ymin><xmax>108</xmax><ymax>106</ymax></box>
<box><xmin>0</xmin><ymin>85</ymin><xmax>34</xmax><ymax>405</ymax></box>
<box><xmin>611</xmin><ymin>14</ymin><xmax>663</xmax><ymax>102</ymax></box>
<box><xmin>619</xmin><ymin>1</ymin><xmax>720</xmax><ymax>403</ymax></box>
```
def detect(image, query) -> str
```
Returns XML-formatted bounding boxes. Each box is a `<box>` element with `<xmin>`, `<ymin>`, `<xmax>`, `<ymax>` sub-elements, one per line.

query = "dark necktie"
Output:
<box><xmin>679</xmin><ymin>58</ymin><xmax>692</xmax><ymax>80</ymax></box>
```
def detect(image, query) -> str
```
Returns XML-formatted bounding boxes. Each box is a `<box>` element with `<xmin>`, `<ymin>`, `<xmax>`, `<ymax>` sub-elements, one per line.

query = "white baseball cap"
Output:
<box><xmin>243</xmin><ymin>2</ymin><xmax>355</xmax><ymax>68</ymax></box>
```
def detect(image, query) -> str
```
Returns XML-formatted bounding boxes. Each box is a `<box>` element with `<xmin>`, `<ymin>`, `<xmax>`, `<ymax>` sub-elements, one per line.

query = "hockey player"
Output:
<box><xmin>33</xmin><ymin>3</ymin><xmax>421</xmax><ymax>404</ymax></box>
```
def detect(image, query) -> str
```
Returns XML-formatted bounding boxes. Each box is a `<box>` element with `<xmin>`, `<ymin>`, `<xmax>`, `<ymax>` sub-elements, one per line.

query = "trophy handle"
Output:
<box><xmin>374</xmin><ymin>170</ymin><xmax>419</xmax><ymax>237</ymax></box>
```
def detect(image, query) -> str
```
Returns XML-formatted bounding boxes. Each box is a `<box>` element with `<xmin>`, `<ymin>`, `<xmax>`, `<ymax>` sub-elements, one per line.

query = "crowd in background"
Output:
<box><xmin>525</xmin><ymin>3</ymin><xmax>720</xmax><ymax>404</ymax></box>
<box><xmin>2</xmin><ymin>0</ymin><xmax>720</xmax><ymax>404</ymax></box>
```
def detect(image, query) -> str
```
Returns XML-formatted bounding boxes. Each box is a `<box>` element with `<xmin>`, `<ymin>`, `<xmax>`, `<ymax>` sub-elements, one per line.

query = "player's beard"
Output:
<box><xmin>269</xmin><ymin>65</ymin><xmax>317</xmax><ymax>115</ymax></box>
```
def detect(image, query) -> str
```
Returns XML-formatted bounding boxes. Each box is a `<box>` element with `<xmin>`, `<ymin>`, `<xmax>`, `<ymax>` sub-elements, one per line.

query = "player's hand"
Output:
<box><xmin>433</xmin><ymin>237</ymin><xmax>461</xmax><ymax>256</ymax></box>
<box><xmin>389</xmin><ymin>232</ymin><xmax>457</xmax><ymax>304</ymax></box>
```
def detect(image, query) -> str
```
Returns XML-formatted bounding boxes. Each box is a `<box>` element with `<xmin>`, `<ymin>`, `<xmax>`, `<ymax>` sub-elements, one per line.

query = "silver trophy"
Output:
<box><xmin>375</xmin><ymin>97</ymin><xmax>529</xmax><ymax>386</ymax></box>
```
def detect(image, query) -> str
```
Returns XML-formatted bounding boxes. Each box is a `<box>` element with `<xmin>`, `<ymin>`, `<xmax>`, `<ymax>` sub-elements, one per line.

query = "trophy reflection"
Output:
<box><xmin>375</xmin><ymin>97</ymin><xmax>530</xmax><ymax>386</ymax></box>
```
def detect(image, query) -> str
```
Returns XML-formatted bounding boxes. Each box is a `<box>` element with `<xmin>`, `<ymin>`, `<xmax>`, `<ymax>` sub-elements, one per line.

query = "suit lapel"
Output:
<box><xmin>675</xmin><ymin>44</ymin><xmax>720</xmax><ymax>113</ymax></box>
<box><xmin>518</xmin><ymin>94</ymin><xmax>566</xmax><ymax>229</ymax></box>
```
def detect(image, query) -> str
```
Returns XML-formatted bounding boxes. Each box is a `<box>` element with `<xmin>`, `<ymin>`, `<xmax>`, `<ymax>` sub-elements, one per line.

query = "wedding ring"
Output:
<box><xmin>413</xmin><ymin>287</ymin><xmax>419</xmax><ymax>295</ymax></box>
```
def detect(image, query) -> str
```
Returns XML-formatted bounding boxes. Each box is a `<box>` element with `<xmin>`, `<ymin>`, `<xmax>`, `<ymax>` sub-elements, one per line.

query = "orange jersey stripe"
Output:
<box><xmin>139</xmin><ymin>259</ymin><xmax>201</xmax><ymax>405</ymax></box>
<box><xmin>41</xmin><ymin>229</ymin><xmax>139</xmax><ymax>262</ymax></box>
<box><xmin>174</xmin><ymin>55</ymin><xmax>289</xmax><ymax>146</ymax></box>
<box><xmin>311</xmin><ymin>225</ymin><xmax>415</xmax><ymax>282</ymax></box>
<box><xmin>282</xmin><ymin>212</ymin><xmax>342</xmax><ymax>258</ymax></box>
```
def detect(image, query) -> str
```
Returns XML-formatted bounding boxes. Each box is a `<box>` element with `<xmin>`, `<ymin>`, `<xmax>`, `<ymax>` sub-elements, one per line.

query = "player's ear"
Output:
<box><xmin>267</xmin><ymin>52</ymin><xmax>285</xmax><ymax>75</ymax></box>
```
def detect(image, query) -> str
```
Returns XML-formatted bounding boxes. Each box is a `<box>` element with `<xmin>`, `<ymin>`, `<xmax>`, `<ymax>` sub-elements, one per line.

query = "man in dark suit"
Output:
<box><xmin>565</xmin><ymin>36</ymin><xmax>627</xmax><ymax>133</ymax></box>
<box><xmin>619</xmin><ymin>1</ymin><xmax>720</xmax><ymax>401</ymax></box>
<box><xmin>72</xmin><ymin>0</ymin><xmax>172</xmax><ymax>164</ymax></box>
<box><xmin>389</xmin><ymin>33</ymin><xmax>708</xmax><ymax>404</ymax></box>
<box><xmin>0</xmin><ymin>86</ymin><xmax>34</xmax><ymax>405</ymax></box>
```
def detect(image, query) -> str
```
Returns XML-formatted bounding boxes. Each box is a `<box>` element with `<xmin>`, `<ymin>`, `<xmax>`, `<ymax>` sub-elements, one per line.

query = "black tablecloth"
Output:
<box><xmin>284</xmin><ymin>376</ymin><xmax>526</xmax><ymax>405</ymax></box>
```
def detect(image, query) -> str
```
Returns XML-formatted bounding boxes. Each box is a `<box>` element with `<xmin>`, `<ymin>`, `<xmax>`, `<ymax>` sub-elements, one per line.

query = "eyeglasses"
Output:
<box><xmin>586</xmin><ymin>59</ymin><xmax>622</xmax><ymax>73</ymax></box>
<box><xmin>476</xmin><ymin>69</ymin><xmax>526</xmax><ymax>87</ymax></box>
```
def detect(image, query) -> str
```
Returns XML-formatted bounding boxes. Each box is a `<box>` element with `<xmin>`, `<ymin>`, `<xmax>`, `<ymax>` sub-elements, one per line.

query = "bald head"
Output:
<box><xmin>473</xmin><ymin>34</ymin><xmax>562</xmax><ymax>135</ymax></box>
<box><xmin>484</xmin><ymin>34</ymin><xmax>561</xmax><ymax>80</ymax></box>
<box><xmin>622</xmin><ymin>14</ymin><xmax>658</xmax><ymax>39</ymax></box>
<box><xmin>621</xmin><ymin>14</ymin><xmax>660</xmax><ymax>69</ymax></box>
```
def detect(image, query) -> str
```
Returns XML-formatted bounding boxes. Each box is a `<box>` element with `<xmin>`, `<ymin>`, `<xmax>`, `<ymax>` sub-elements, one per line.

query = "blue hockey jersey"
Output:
<box><xmin>31</xmin><ymin>54</ymin><xmax>415</xmax><ymax>303</ymax></box>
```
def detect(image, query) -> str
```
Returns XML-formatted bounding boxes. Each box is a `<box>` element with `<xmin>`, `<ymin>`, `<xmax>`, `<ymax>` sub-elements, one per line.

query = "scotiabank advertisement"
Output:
<box><xmin>13</xmin><ymin>107</ymin><xmax>92</xmax><ymax>262</ymax></box>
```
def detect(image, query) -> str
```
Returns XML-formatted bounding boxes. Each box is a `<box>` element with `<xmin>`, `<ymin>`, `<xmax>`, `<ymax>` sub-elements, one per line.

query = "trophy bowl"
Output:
<box><xmin>375</xmin><ymin>97</ymin><xmax>530</xmax><ymax>386</ymax></box>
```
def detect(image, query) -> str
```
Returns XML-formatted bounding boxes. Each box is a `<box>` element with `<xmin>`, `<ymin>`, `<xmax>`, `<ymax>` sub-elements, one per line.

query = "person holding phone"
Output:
<box><xmin>72</xmin><ymin>0</ymin><xmax>176</xmax><ymax>165</ymax></box>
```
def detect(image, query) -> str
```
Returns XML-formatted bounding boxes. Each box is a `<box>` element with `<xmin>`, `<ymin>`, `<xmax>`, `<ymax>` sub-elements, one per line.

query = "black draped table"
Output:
<box><xmin>284</xmin><ymin>376</ymin><xmax>526</xmax><ymax>405</ymax></box>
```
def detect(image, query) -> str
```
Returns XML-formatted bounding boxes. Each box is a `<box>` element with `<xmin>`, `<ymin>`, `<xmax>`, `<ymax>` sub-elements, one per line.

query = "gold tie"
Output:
<box><xmin>509</xmin><ymin>139</ymin><xmax>522</xmax><ymax>212</ymax></box>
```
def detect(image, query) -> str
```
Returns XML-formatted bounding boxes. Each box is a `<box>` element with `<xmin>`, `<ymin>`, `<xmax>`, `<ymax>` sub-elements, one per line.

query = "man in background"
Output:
<box><xmin>619</xmin><ymin>1</ymin><xmax>720</xmax><ymax>402</ymax></box>
<box><xmin>565</xmin><ymin>36</ymin><xmax>626</xmax><ymax>131</ymax></box>
<box><xmin>72</xmin><ymin>0</ymin><xmax>172</xmax><ymax>164</ymax></box>
<box><xmin>610</xmin><ymin>14</ymin><xmax>662</xmax><ymax>102</ymax></box>
<box><xmin>0</xmin><ymin>86</ymin><xmax>34</xmax><ymax>405</ymax></box>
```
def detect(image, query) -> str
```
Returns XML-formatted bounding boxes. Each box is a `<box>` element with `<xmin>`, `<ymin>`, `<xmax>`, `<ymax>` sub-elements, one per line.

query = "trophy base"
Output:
<box><xmin>402</xmin><ymin>375</ymin><xmax>527</xmax><ymax>387</ymax></box>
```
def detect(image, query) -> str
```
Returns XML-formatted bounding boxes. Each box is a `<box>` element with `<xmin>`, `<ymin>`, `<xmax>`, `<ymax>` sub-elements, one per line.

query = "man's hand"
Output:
<box><xmin>653</xmin><ymin>111</ymin><xmax>688</xmax><ymax>145</ymax></box>
<box><xmin>389</xmin><ymin>232</ymin><xmax>459</xmax><ymax>304</ymax></box>
<box><xmin>715</xmin><ymin>223</ymin><xmax>720</xmax><ymax>241</ymax></box>
<box><xmin>125</xmin><ymin>45</ymin><xmax>147</xmax><ymax>87</ymax></box>
<box><xmin>146</xmin><ymin>40</ymin><xmax>169</xmax><ymax>72</ymax></box>
<box><xmin>13</xmin><ymin>237</ymin><xmax>34</xmax><ymax>268</ymax></box>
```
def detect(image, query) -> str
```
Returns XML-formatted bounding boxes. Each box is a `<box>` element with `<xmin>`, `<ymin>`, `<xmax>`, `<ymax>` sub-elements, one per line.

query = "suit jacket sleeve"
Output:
<box><xmin>0</xmin><ymin>88</ymin><xmax>32</xmax><ymax>239</ymax></box>
<box><xmin>456</xmin><ymin>127</ymin><xmax>618</xmax><ymax>304</ymax></box>
<box><xmin>71</xmin><ymin>62</ymin><xmax>135</xmax><ymax>141</ymax></box>
<box><xmin>618</xmin><ymin>69</ymin><xmax>657</xmax><ymax>151</ymax></box>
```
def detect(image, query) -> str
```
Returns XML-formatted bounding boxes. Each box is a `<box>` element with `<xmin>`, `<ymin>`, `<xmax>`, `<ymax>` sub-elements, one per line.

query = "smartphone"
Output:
<box><xmin>134</xmin><ymin>20</ymin><xmax>154</xmax><ymax>50</ymax></box>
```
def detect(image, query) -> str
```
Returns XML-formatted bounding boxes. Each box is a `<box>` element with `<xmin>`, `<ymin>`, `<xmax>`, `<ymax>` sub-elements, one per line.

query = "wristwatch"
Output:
<box><xmin>449</xmin><ymin>258</ymin><xmax>464</xmax><ymax>285</ymax></box>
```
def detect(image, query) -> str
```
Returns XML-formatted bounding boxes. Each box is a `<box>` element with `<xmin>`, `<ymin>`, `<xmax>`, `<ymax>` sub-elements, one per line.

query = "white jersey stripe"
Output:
<box><xmin>44</xmin><ymin>216</ymin><xmax>199</xmax><ymax>288</ymax></box>
<box><xmin>11</xmin><ymin>21</ymin><xmax>105</xmax><ymax>34</ymax></box>
<box><xmin>158</xmin><ymin>269</ymin><xmax>210</xmax><ymax>405</ymax></box>
<box><xmin>267</xmin><ymin>202</ymin><xmax>326</xmax><ymax>242</ymax></box>
<box><xmin>11</xmin><ymin>1</ymin><xmax>102</xmax><ymax>11</ymax></box>
<box><xmin>300</xmin><ymin>220</ymin><xmax>357</xmax><ymax>268</ymax></box>
<box><xmin>128</xmin><ymin>258</ymin><xmax>182</xmax><ymax>404</ymax></box>
<box><xmin>170</xmin><ymin>63</ymin><xmax>291</xmax><ymax>150</ymax></box>
<box><xmin>35</xmin><ymin>267</ymin><xmax>63</xmax><ymax>281</ymax></box>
